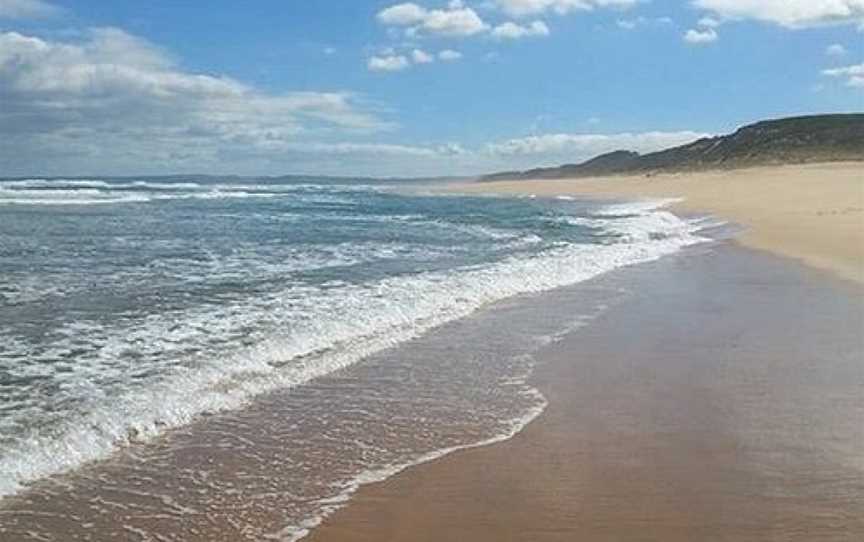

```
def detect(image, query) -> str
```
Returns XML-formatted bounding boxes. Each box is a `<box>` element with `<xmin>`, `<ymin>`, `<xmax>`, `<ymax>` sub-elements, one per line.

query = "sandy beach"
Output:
<box><xmin>308</xmin><ymin>243</ymin><xmax>864</xmax><ymax>542</ymax></box>
<box><xmin>307</xmin><ymin>162</ymin><xmax>864</xmax><ymax>541</ymax></box>
<box><xmin>451</xmin><ymin>162</ymin><xmax>864</xmax><ymax>284</ymax></box>
<box><xmin>2</xmin><ymin>1</ymin><xmax>861</xmax><ymax>539</ymax></box>
<box><xmin>1</xmin><ymin>163</ymin><xmax>862</xmax><ymax>541</ymax></box>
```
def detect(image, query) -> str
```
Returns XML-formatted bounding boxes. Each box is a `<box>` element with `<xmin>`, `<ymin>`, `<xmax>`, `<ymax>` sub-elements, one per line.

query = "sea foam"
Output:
<box><xmin>0</xmin><ymin>196</ymin><xmax>713</xmax><ymax>499</ymax></box>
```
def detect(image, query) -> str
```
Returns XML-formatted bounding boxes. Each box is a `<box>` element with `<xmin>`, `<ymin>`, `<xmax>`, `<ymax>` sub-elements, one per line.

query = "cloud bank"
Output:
<box><xmin>0</xmin><ymin>28</ymin><xmax>397</xmax><ymax>174</ymax></box>
<box><xmin>485</xmin><ymin>131</ymin><xmax>709</xmax><ymax>158</ymax></box>
<box><xmin>693</xmin><ymin>0</ymin><xmax>864</xmax><ymax>29</ymax></box>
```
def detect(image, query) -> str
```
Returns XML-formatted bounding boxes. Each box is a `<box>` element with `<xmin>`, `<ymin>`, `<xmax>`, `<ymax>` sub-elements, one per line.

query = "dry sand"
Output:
<box><xmin>451</xmin><ymin>162</ymin><xmax>864</xmax><ymax>284</ymax></box>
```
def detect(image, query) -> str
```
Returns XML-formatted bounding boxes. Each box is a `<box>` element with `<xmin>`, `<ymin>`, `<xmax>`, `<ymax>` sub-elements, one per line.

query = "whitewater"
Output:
<box><xmin>0</xmin><ymin>177</ymin><xmax>715</xmax><ymax>539</ymax></box>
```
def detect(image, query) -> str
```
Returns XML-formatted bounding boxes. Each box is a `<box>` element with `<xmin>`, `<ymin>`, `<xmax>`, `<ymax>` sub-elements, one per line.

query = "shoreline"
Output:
<box><xmin>306</xmin><ymin>164</ymin><xmax>864</xmax><ymax>540</ymax></box>
<box><xmin>306</xmin><ymin>241</ymin><xmax>864</xmax><ymax>541</ymax></box>
<box><xmin>2</xmin><ymin>165</ymin><xmax>861</xmax><ymax>540</ymax></box>
<box><xmin>0</xmin><ymin>191</ymin><xmax>708</xmax><ymax>540</ymax></box>
<box><xmin>446</xmin><ymin>162</ymin><xmax>864</xmax><ymax>285</ymax></box>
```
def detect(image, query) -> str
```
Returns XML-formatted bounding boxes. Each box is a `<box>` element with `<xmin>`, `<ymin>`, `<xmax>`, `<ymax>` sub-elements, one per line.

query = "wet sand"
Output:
<box><xmin>2</xmin><ymin>167</ymin><xmax>862</xmax><ymax>540</ymax></box>
<box><xmin>308</xmin><ymin>243</ymin><xmax>864</xmax><ymax>541</ymax></box>
<box><xmin>450</xmin><ymin>162</ymin><xmax>864</xmax><ymax>283</ymax></box>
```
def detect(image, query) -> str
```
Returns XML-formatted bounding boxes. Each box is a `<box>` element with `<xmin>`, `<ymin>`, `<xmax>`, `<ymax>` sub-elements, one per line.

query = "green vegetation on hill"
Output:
<box><xmin>482</xmin><ymin>114</ymin><xmax>864</xmax><ymax>181</ymax></box>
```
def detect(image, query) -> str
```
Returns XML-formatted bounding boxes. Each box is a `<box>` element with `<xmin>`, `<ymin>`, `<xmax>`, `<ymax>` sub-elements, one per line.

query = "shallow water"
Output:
<box><xmin>0</xmin><ymin>177</ymin><xmax>713</xmax><ymax>538</ymax></box>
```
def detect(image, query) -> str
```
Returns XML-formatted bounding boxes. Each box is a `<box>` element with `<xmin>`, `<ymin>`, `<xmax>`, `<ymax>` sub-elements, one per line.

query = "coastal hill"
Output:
<box><xmin>482</xmin><ymin>114</ymin><xmax>864</xmax><ymax>181</ymax></box>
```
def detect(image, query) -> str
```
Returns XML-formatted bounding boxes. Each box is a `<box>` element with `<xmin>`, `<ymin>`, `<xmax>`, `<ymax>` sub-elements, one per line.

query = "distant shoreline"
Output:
<box><xmin>449</xmin><ymin>162</ymin><xmax>864</xmax><ymax>285</ymax></box>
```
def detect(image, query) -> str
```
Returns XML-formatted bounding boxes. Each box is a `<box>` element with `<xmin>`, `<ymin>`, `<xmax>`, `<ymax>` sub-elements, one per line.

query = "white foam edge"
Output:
<box><xmin>592</xmin><ymin>197</ymin><xmax>684</xmax><ymax>216</ymax></box>
<box><xmin>270</xmin><ymin>386</ymin><xmax>548</xmax><ymax>542</ymax></box>
<box><xmin>0</xmin><ymin>198</ymin><xmax>714</xmax><ymax>499</ymax></box>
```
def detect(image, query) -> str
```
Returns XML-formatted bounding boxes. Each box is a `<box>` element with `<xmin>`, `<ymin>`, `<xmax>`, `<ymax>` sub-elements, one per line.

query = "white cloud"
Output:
<box><xmin>0</xmin><ymin>29</ymin><xmax>396</xmax><ymax>175</ymax></box>
<box><xmin>376</xmin><ymin>2</ymin><xmax>489</xmax><ymax>37</ymax></box>
<box><xmin>822</xmin><ymin>62</ymin><xmax>864</xmax><ymax>88</ymax></box>
<box><xmin>0</xmin><ymin>29</ymin><xmax>374</xmax><ymax>136</ymax></box>
<box><xmin>281</xmin><ymin>142</ymin><xmax>438</xmax><ymax>157</ymax></box>
<box><xmin>617</xmin><ymin>16</ymin><xmax>673</xmax><ymax>30</ymax></box>
<box><xmin>368</xmin><ymin>53</ymin><xmax>411</xmax><ymax>71</ymax></box>
<box><xmin>492</xmin><ymin>20</ymin><xmax>550</xmax><ymax>39</ymax></box>
<box><xmin>377</xmin><ymin>2</ymin><xmax>428</xmax><ymax>25</ymax></box>
<box><xmin>368</xmin><ymin>47</ymin><xmax>463</xmax><ymax>71</ymax></box>
<box><xmin>368</xmin><ymin>47</ymin><xmax>465</xmax><ymax>71</ymax></box>
<box><xmin>683</xmin><ymin>27</ymin><xmax>718</xmax><ymax>43</ymax></box>
<box><xmin>412</xmin><ymin>48</ymin><xmax>435</xmax><ymax>63</ymax></box>
<box><xmin>0</xmin><ymin>0</ymin><xmax>59</xmax><ymax>19</ymax></box>
<box><xmin>683</xmin><ymin>14</ymin><xmax>720</xmax><ymax>42</ymax></box>
<box><xmin>493</xmin><ymin>0</ymin><xmax>638</xmax><ymax>18</ymax></box>
<box><xmin>485</xmin><ymin>131</ymin><xmax>709</xmax><ymax>158</ymax></box>
<box><xmin>438</xmin><ymin>49</ymin><xmax>463</xmax><ymax>60</ymax></box>
<box><xmin>436</xmin><ymin>142</ymin><xmax>468</xmax><ymax>155</ymax></box>
<box><xmin>697</xmin><ymin>16</ymin><xmax>721</xmax><ymax>27</ymax></box>
<box><xmin>692</xmin><ymin>0</ymin><xmax>864</xmax><ymax>29</ymax></box>
<box><xmin>826</xmin><ymin>43</ymin><xmax>848</xmax><ymax>56</ymax></box>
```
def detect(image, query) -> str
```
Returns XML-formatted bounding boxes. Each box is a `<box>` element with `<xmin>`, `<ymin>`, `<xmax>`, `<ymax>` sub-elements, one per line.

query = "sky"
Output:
<box><xmin>1</xmin><ymin>0</ymin><xmax>862</xmax><ymax>177</ymax></box>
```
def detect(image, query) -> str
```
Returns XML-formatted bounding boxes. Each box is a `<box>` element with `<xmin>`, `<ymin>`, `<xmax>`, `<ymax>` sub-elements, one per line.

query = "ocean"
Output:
<box><xmin>0</xmin><ymin>178</ymin><xmax>712</xmax><ymax>540</ymax></box>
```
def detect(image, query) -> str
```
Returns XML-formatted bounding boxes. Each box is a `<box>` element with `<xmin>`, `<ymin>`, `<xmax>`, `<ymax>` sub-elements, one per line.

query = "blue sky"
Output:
<box><xmin>1</xmin><ymin>0</ymin><xmax>862</xmax><ymax>177</ymax></box>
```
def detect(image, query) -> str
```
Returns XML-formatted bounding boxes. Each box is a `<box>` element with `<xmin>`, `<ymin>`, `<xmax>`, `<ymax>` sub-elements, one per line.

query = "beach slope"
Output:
<box><xmin>307</xmin><ymin>243</ymin><xmax>864</xmax><ymax>542</ymax></box>
<box><xmin>307</xmin><ymin>162</ymin><xmax>864</xmax><ymax>541</ymax></box>
<box><xmin>460</xmin><ymin>162</ymin><xmax>864</xmax><ymax>283</ymax></box>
